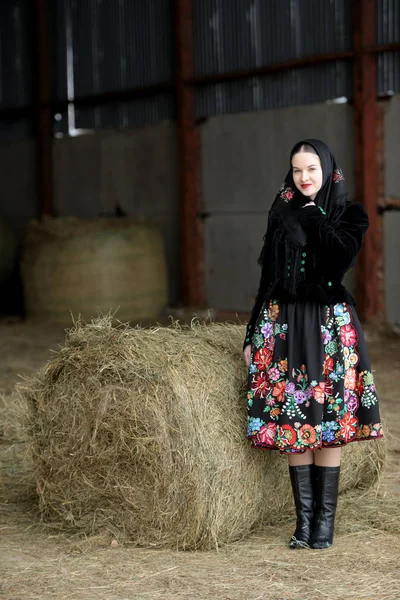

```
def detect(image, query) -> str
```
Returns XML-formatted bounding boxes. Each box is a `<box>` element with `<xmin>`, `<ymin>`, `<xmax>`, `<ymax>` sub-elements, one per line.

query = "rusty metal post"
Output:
<box><xmin>34</xmin><ymin>0</ymin><xmax>54</xmax><ymax>217</ymax></box>
<box><xmin>353</xmin><ymin>0</ymin><xmax>378</xmax><ymax>320</ymax></box>
<box><xmin>175</xmin><ymin>0</ymin><xmax>205</xmax><ymax>307</ymax></box>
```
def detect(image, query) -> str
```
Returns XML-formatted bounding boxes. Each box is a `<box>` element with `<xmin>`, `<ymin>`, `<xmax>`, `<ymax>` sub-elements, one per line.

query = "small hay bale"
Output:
<box><xmin>19</xmin><ymin>318</ymin><xmax>386</xmax><ymax>550</ymax></box>
<box><xmin>20</xmin><ymin>217</ymin><xmax>167</xmax><ymax>323</ymax></box>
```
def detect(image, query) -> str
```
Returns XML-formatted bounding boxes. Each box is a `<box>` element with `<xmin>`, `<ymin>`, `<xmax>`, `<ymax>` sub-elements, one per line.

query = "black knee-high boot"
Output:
<box><xmin>288</xmin><ymin>464</ymin><xmax>314</xmax><ymax>549</ymax></box>
<box><xmin>310</xmin><ymin>465</ymin><xmax>340</xmax><ymax>550</ymax></box>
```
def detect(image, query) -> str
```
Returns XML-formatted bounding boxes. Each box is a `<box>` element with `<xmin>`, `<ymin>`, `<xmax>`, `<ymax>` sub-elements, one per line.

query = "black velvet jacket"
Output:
<box><xmin>243</xmin><ymin>201</ymin><xmax>369</xmax><ymax>349</ymax></box>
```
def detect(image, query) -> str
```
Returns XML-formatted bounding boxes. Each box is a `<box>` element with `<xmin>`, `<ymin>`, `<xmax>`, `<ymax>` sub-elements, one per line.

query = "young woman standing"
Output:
<box><xmin>243</xmin><ymin>139</ymin><xmax>383</xmax><ymax>549</ymax></box>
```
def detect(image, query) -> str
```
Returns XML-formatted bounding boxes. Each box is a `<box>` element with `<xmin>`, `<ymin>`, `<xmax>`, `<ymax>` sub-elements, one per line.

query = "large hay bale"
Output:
<box><xmin>20</xmin><ymin>217</ymin><xmax>167</xmax><ymax>323</ymax></box>
<box><xmin>19</xmin><ymin>319</ymin><xmax>386</xmax><ymax>550</ymax></box>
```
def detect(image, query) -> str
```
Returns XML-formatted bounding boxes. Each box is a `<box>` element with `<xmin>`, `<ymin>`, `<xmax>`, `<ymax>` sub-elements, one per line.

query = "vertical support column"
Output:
<box><xmin>353</xmin><ymin>0</ymin><xmax>378</xmax><ymax>320</ymax></box>
<box><xmin>34</xmin><ymin>0</ymin><xmax>54</xmax><ymax>217</ymax></box>
<box><xmin>175</xmin><ymin>0</ymin><xmax>205</xmax><ymax>307</ymax></box>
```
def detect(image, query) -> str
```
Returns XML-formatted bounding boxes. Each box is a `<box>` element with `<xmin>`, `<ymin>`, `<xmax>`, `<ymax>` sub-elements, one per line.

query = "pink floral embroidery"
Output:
<box><xmin>333</xmin><ymin>168</ymin><xmax>345</xmax><ymax>183</ymax></box>
<box><xmin>279</xmin><ymin>185</ymin><xmax>294</xmax><ymax>202</ymax></box>
<box><xmin>340</xmin><ymin>324</ymin><xmax>358</xmax><ymax>347</ymax></box>
<box><xmin>247</xmin><ymin>299</ymin><xmax>383</xmax><ymax>452</ymax></box>
<box><xmin>258</xmin><ymin>423</ymin><xmax>277</xmax><ymax>445</ymax></box>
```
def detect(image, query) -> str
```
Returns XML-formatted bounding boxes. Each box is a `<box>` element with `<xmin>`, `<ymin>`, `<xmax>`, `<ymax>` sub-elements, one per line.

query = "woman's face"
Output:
<box><xmin>291</xmin><ymin>152</ymin><xmax>323</xmax><ymax>201</ymax></box>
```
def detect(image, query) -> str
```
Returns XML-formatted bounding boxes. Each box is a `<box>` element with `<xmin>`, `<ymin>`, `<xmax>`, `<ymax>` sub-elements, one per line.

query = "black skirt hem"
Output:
<box><xmin>248</xmin><ymin>432</ymin><xmax>384</xmax><ymax>455</ymax></box>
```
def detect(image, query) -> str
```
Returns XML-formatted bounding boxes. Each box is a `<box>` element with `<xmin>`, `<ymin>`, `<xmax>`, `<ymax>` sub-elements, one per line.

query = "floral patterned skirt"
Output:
<box><xmin>247</xmin><ymin>300</ymin><xmax>383</xmax><ymax>453</ymax></box>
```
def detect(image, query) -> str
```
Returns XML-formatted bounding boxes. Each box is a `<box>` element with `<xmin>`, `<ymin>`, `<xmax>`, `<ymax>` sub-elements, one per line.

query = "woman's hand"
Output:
<box><xmin>243</xmin><ymin>344</ymin><xmax>251</xmax><ymax>367</ymax></box>
<box><xmin>302</xmin><ymin>201</ymin><xmax>316</xmax><ymax>208</ymax></box>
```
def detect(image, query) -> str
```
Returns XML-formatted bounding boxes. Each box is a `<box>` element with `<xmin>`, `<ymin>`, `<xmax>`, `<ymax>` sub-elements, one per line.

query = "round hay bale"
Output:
<box><xmin>0</xmin><ymin>217</ymin><xmax>18</xmax><ymax>285</ymax></box>
<box><xmin>20</xmin><ymin>217</ymin><xmax>167</xmax><ymax>323</ymax></box>
<box><xmin>19</xmin><ymin>319</ymin><xmax>386</xmax><ymax>550</ymax></box>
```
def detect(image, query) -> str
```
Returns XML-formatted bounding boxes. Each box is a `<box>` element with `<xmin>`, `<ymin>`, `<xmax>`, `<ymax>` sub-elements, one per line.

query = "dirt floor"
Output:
<box><xmin>0</xmin><ymin>317</ymin><xmax>399</xmax><ymax>600</ymax></box>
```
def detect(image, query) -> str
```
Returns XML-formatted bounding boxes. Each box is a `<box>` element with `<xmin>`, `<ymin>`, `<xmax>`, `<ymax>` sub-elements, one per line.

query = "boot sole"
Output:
<box><xmin>289</xmin><ymin>536</ymin><xmax>310</xmax><ymax>549</ymax></box>
<box><xmin>310</xmin><ymin>541</ymin><xmax>332</xmax><ymax>549</ymax></box>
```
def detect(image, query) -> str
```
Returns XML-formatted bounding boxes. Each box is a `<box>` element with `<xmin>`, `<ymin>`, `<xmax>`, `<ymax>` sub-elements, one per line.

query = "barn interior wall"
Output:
<box><xmin>0</xmin><ymin>140</ymin><xmax>37</xmax><ymax>235</ymax></box>
<box><xmin>0</xmin><ymin>122</ymin><xmax>179</xmax><ymax>310</ymax></box>
<box><xmin>201</xmin><ymin>102</ymin><xmax>355</xmax><ymax>313</ymax></box>
<box><xmin>384</xmin><ymin>93</ymin><xmax>400</xmax><ymax>325</ymax></box>
<box><xmin>1</xmin><ymin>95</ymin><xmax>400</xmax><ymax>319</ymax></box>
<box><xmin>53</xmin><ymin>121</ymin><xmax>179</xmax><ymax>304</ymax></box>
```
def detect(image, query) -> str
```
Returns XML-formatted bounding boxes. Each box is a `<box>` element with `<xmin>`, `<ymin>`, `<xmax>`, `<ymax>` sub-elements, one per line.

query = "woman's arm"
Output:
<box><xmin>299</xmin><ymin>202</ymin><xmax>369</xmax><ymax>271</ymax></box>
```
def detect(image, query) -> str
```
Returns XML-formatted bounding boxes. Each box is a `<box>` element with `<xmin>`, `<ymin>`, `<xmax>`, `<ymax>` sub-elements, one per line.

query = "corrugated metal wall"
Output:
<box><xmin>0</xmin><ymin>0</ymin><xmax>33</xmax><ymax>141</ymax></box>
<box><xmin>377</xmin><ymin>0</ymin><xmax>400</xmax><ymax>94</ymax></box>
<box><xmin>193</xmin><ymin>0</ymin><xmax>353</xmax><ymax>116</ymax></box>
<box><xmin>1</xmin><ymin>0</ymin><xmax>400</xmax><ymax>141</ymax></box>
<box><xmin>193</xmin><ymin>0</ymin><xmax>352</xmax><ymax>74</ymax></box>
<box><xmin>52</xmin><ymin>0</ymin><xmax>175</xmax><ymax>134</ymax></box>
<box><xmin>195</xmin><ymin>62</ymin><xmax>353</xmax><ymax>117</ymax></box>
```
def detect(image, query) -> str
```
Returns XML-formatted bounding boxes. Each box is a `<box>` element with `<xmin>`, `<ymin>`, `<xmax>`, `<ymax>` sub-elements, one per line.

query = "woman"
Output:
<box><xmin>243</xmin><ymin>139</ymin><xmax>383</xmax><ymax>550</ymax></box>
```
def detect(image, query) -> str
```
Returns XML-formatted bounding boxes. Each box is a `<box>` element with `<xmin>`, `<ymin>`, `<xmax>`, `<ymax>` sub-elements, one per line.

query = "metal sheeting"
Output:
<box><xmin>51</xmin><ymin>0</ymin><xmax>68</xmax><ymax>104</ymax></box>
<box><xmin>195</xmin><ymin>61</ymin><xmax>353</xmax><ymax>118</ymax></box>
<box><xmin>376</xmin><ymin>0</ymin><xmax>400</xmax><ymax>44</ymax></box>
<box><xmin>2</xmin><ymin>0</ymin><xmax>400</xmax><ymax>141</ymax></box>
<box><xmin>0</xmin><ymin>0</ymin><xmax>33</xmax><ymax>108</ymax></box>
<box><xmin>193</xmin><ymin>0</ymin><xmax>353</xmax><ymax>76</ymax></box>
<box><xmin>0</xmin><ymin>0</ymin><xmax>34</xmax><ymax>141</ymax></box>
<box><xmin>376</xmin><ymin>0</ymin><xmax>400</xmax><ymax>93</ymax></box>
<box><xmin>52</xmin><ymin>0</ymin><xmax>175</xmax><ymax>130</ymax></box>
<box><xmin>54</xmin><ymin>96</ymin><xmax>175</xmax><ymax>136</ymax></box>
<box><xmin>75</xmin><ymin>95</ymin><xmax>175</xmax><ymax>131</ymax></box>
<box><xmin>193</xmin><ymin>0</ymin><xmax>353</xmax><ymax>117</ymax></box>
<box><xmin>378</xmin><ymin>51</ymin><xmax>400</xmax><ymax>94</ymax></box>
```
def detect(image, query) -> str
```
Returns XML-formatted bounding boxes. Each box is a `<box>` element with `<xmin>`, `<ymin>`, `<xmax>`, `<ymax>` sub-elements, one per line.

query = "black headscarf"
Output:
<box><xmin>258</xmin><ymin>139</ymin><xmax>349</xmax><ymax>297</ymax></box>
